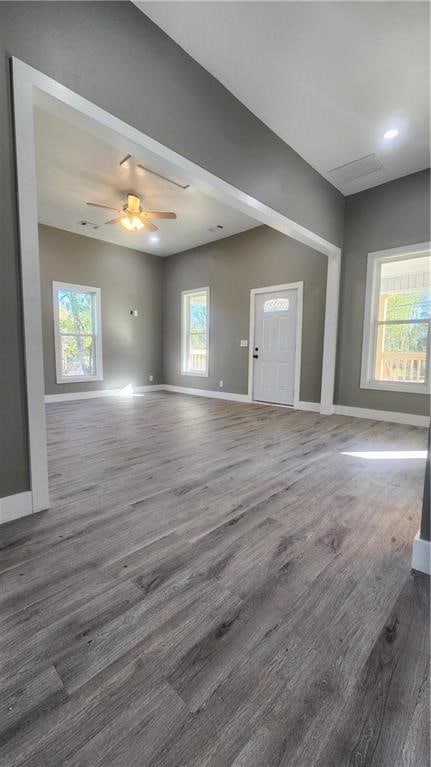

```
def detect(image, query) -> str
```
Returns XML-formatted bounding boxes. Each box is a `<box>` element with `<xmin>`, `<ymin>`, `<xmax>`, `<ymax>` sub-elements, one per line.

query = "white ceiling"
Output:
<box><xmin>34</xmin><ymin>106</ymin><xmax>258</xmax><ymax>257</ymax></box>
<box><xmin>139</xmin><ymin>1</ymin><xmax>430</xmax><ymax>195</ymax></box>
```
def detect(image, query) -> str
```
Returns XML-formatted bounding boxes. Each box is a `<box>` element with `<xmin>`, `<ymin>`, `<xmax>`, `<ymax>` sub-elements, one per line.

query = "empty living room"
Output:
<box><xmin>0</xmin><ymin>2</ymin><xmax>430</xmax><ymax>765</ymax></box>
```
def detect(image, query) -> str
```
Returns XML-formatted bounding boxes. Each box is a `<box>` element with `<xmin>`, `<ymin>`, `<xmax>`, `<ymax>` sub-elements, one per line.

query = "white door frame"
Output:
<box><xmin>248</xmin><ymin>282</ymin><xmax>303</xmax><ymax>408</ymax></box>
<box><xmin>11</xmin><ymin>57</ymin><xmax>341</xmax><ymax>515</ymax></box>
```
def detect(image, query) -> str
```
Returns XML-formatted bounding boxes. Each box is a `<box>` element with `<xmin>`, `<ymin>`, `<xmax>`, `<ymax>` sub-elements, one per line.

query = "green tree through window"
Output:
<box><xmin>55</xmin><ymin>284</ymin><xmax>101</xmax><ymax>381</ymax></box>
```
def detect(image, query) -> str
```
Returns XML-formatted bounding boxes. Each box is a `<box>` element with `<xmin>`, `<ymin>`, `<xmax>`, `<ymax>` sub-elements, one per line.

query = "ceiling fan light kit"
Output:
<box><xmin>86</xmin><ymin>193</ymin><xmax>177</xmax><ymax>234</ymax></box>
<box><xmin>121</xmin><ymin>215</ymin><xmax>144</xmax><ymax>232</ymax></box>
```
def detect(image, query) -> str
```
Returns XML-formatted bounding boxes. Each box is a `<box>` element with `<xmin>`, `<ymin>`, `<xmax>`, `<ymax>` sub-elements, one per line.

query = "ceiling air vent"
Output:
<box><xmin>208</xmin><ymin>224</ymin><xmax>224</xmax><ymax>232</ymax></box>
<box><xmin>328</xmin><ymin>154</ymin><xmax>383</xmax><ymax>186</ymax></box>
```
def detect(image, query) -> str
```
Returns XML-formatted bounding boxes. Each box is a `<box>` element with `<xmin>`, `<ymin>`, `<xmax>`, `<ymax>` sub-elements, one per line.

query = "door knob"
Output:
<box><xmin>253</xmin><ymin>354</ymin><xmax>258</xmax><ymax>359</ymax></box>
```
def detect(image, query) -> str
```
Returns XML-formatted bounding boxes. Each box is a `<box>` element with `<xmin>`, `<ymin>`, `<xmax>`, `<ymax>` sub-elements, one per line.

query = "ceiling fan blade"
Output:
<box><xmin>105</xmin><ymin>217</ymin><xmax>124</xmax><ymax>225</ymax></box>
<box><xmin>87</xmin><ymin>202</ymin><xmax>121</xmax><ymax>212</ymax></box>
<box><xmin>141</xmin><ymin>211</ymin><xmax>177</xmax><ymax>220</ymax></box>
<box><xmin>140</xmin><ymin>219</ymin><xmax>159</xmax><ymax>232</ymax></box>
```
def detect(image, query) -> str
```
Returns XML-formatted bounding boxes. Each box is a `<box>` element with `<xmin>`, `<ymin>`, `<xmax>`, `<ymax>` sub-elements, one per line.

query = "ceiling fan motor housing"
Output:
<box><xmin>126</xmin><ymin>194</ymin><xmax>141</xmax><ymax>214</ymax></box>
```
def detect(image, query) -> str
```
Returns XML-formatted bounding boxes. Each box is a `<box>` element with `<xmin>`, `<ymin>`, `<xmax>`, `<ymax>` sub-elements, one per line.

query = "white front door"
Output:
<box><xmin>252</xmin><ymin>288</ymin><xmax>298</xmax><ymax>406</ymax></box>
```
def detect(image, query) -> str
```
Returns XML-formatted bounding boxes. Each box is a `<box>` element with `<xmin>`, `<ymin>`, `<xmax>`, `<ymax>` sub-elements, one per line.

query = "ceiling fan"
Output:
<box><xmin>86</xmin><ymin>193</ymin><xmax>177</xmax><ymax>233</ymax></box>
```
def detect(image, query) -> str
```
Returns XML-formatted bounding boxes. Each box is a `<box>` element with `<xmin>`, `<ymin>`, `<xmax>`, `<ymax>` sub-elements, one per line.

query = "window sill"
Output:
<box><xmin>56</xmin><ymin>375</ymin><xmax>104</xmax><ymax>384</ymax></box>
<box><xmin>181</xmin><ymin>370</ymin><xmax>209</xmax><ymax>378</ymax></box>
<box><xmin>360</xmin><ymin>379</ymin><xmax>429</xmax><ymax>395</ymax></box>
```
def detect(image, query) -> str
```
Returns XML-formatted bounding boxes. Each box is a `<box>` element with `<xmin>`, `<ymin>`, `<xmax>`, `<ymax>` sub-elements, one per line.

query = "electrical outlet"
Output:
<box><xmin>149</xmin><ymin>374</ymin><xmax>153</xmax><ymax>382</ymax></box>
<box><xmin>219</xmin><ymin>380</ymin><xmax>223</xmax><ymax>388</ymax></box>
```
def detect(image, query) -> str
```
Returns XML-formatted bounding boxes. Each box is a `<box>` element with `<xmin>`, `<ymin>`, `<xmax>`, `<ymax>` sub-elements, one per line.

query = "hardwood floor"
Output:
<box><xmin>0</xmin><ymin>392</ymin><xmax>429</xmax><ymax>766</ymax></box>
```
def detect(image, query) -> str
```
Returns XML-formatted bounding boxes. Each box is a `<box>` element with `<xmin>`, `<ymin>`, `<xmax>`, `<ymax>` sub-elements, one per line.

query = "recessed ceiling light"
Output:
<box><xmin>383</xmin><ymin>128</ymin><xmax>399</xmax><ymax>140</ymax></box>
<box><xmin>150</xmin><ymin>235</ymin><xmax>159</xmax><ymax>243</ymax></box>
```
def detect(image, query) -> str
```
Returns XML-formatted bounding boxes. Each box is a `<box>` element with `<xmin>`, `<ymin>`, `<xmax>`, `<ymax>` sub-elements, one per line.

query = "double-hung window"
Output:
<box><xmin>53</xmin><ymin>282</ymin><xmax>103</xmax><ymax>383</ymax></box>
<box><xmin>361</xmin><ymin>244</ymin><xmax>430</xmax><ymax>394</ymax></box>
<box><xmin>181</xmin><ymin>287</ymin><xmax>210</xmax><ymax>376</ymax></box>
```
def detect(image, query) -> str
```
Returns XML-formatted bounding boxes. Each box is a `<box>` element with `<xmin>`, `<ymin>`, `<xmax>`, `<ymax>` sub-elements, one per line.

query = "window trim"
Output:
<box><xmin>53</xmin><ymin>281</ymin><xmax>103</xmax><ymax>384</ymax></box>
<box><xmin>181</xmin><ymin>286</ymin><xmax>210</xmax><ymax>377</ymax></box>
<box><xmin>360</xmin><ymin>243</ymin><xmax>431</xmax><ymax>395</ymax></box>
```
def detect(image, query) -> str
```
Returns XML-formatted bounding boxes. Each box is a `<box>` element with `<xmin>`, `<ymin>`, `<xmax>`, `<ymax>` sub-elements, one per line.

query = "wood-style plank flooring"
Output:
<box><xmin>0</xmin><ymin>392</ymin><xmax>429</xmax><ymax>766</ymax></box>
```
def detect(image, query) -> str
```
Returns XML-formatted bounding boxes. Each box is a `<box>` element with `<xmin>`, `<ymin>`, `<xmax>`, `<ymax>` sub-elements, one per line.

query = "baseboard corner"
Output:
<box><xmin>0</xmin><ymin>491</ymin><xmax>33</xmax><ymax>525</ymax></box>
<box><xmin>296</xmin><ymin>400</ymin><xmax>321</xmax><ymax>413</ymax></box>
<box><xmin>411</xmin><ymin>531</ymin><xmax>431</xmax><ymax>576</ymax></box>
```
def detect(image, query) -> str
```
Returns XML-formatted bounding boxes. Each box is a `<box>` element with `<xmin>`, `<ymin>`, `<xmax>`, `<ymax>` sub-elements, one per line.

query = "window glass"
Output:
<box><xmin>58</xmin><ymin>290</ymin><xmax>94</xmax><ymax>333</ymax></box>
<box><xmin>54</xmin><ymin>284</ymin><xmax>101</xmax><ymax>382</ymax></box>
<box><xmin>182</xmin><ymin>289</ymin><xmax>209</xmax><ymax>375</ymax></box>
<box><xmin>60</xmin><ymin>334</ymin><xmax>95</xmax><ymax>378</ymax></box>
<box><xmin>373</xmin><ymin>255</ymin><xmax>430</xmax><ymax>386</ymax></box>
<box><xmin>375</xmin><ymin>321</ymin><xmax>428</xmax><ymax>383</ymax></box>
<box><xmin>263</xmin><ymin>297</ymin><xmax>290</xmax><ymax>313</ymax></box>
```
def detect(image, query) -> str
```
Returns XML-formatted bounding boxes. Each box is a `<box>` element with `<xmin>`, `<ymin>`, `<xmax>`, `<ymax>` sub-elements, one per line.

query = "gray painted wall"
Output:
<box><xmin>0</xmin><ymin>1</ymin><xmax>343</xmax><ymax>498</ymax></box>
<box><xmin>163</xmin><ymin>226</ymin><xmax>327</xmax><ymax>403</ymax></box>
<box><xmin>39</xmin><ymin>225</ymin><xmax>163</xmax><ymax>395</ymax></box>
<box><xmin>335</xmin><ymin>170</ymin><xmax>430</xmax><ymax>416</ymax></box>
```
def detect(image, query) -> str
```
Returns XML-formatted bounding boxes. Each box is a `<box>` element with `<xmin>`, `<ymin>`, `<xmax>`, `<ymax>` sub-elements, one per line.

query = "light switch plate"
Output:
<box><xmin>240</xmin><ymin>339</ymin><xmax>248</xmax><ymax>347</ymax></box>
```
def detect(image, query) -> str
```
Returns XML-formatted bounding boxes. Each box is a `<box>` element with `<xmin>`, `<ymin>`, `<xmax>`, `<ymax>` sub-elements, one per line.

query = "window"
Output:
<box><xmin>181</xmin><ymin>287</ymin><xmax>209</xmax><ymax>376</ymax></box>
<box><xmin>263</xmin><ymin>297</ymin><xmax>290</xmax><ymax>313</ymax></box>
<box><xmin>361</xmin><ymin>245</ymin><xmax>430</xmax><ymax>394</ymax></box>
<box><xmin>53</xmin><ymin>282</ymin><xmax>103</xmax><ymax>383</ymax></box>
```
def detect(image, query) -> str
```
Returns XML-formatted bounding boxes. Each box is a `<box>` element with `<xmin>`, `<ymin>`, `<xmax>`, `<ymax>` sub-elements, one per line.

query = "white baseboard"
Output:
<box><xmin>412</xmin><ymin>531</ymin><xmax>431</xmax><ymax>575</ymax></box>
<box><xmin>249</xmin><ymin>399</ymin><xmax>320</xmax><ymax>412</ymax></box>
<box><xmin>0</xmin><ymin>491</ymin><xmax>33</xmax><ymax>524</ymax></box>
<box><xmin>163</xmin><ymin>393</ymin><xmax>427</xmax><ymax>426</ymax></box>
<box><xmin>296</xmin><ymin>401</ymin><xmax>321</xmax><ymax>413</ymax></box>
<box><xmin>45</xmin><ymin>384</ymin><xmax>164</xmax><ymax>403</ymax></box>
<box><xmin>44</xmin><ymin>387</ymin><xmax>430</xmax><ymax>428</ymax></box>
<box><xmin>163</xmin><ymin>386</ymin><xmax>323</xmax><ymax>411</ymax></box>
<box><xmin>163</xmin><ymin>386</ymin><xmax>321</xmax><ymax>410</ymax></box>
<box><xmin>163</xmin><ymin>384</ymin><xmax>250</xmax><ymax>403</ymax></box>
<box><xmin>44</xmin><ymin>383</ymin><xmax>317</xmax><ymax>408</ymax></box>
<box><xmin>334</xmin><ymin>404</ymin><xmax>430</xmax><ymax>428</ymax></box>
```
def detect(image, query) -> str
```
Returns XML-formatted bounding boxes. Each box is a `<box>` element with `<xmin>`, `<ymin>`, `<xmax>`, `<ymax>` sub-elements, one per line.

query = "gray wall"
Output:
<box><xmin>335</xmin><ymin>170</ymin><xmax>430</xmax><ymax>416</ymax></box>
<box><xmin>0</xmin><ymin>1</ymin><xmax>344</xmax><ymax>498</ymax></box>
<box><xmin>163</xmin><ymin>226</ymin><xmax>327</xmax><ymax>403</ymax></box>
<box><xmin>39</xmin><ymin>225</ymin><xmax>163</xmax><ymax>395</ymax></box>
